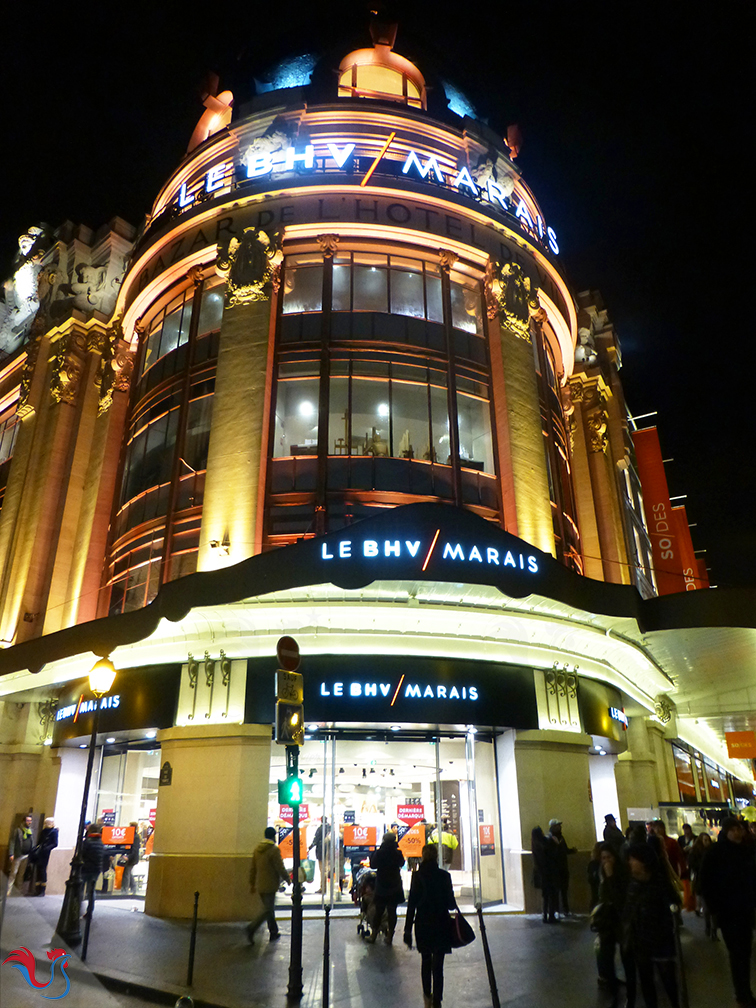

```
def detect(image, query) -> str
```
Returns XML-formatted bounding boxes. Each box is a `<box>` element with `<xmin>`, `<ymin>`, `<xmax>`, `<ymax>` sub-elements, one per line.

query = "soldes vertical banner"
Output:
<box><xmin>631</xmin><ymin>428</ymin><xmax>686</xmax><ymax>595</ymax></box>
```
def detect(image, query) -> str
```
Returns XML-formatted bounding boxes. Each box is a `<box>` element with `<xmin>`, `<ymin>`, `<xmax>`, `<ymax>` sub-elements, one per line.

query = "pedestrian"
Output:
<box><xmin>547</xmin><ymin>818</ymin><xmax>576</xmax><ymax>916</ymax></box>
<box><xmin>6</xmin><ymin>814</ymin><xmax>34</xmax><ymax>895</ymax></box>
<box><xmin>587</xmin><ymin>841</ymin><xmax>603</xmax><ymax>908</ymax></box>
<box><xmin>26</xmin><ymin>817</ymin><xmax>58</xmax><ymax>896</ymax></box>
<box><xmin>247</xmin><ymin>826</ymin><xmax>290</xmax><ymax>944</ymax></box>
<box><xmin>699</xmin><ymin>816</ymin><xmax>756</xmax><ymax>1007</ymax></box>
<box><xmin>648</xmin><ymin>820</ymin><xmax>687</xmax><ymax>879</ymax></box>
<box><xmin>621</xmin><ymin>843</ymin><xmax>680</xmax><ymax>1008</ymax></box>
<box><xmin>591</xmin><ymin>843</ymin><xmax>628</xmax><ymax>1006</ymax></box>
<box><xmin>81</xmin><ymin>826</ymin><xmax>106</xmax><ymax>914</ymax></box>
<box><xmin>120</xmin><ymin>822</ymin><xmax>141</xmax><ymax>895</ymax></box>
<box><xmin>368</xmin><ymin>831</ymin><xmax>405</xmax><ymax>943</ymax></box>
<box><xmin>688</xmin><ymin>832</ymin><xmax>716</xmax><ymax>938</ymax></box>
<box><xmin>429</xmin><ymin>820</ymin><xmax>459</xmax><ymax>869</ymax></box>
<box><xmin>308</xmin><ymin>816</ymin><xmax>331</xmax><ymax>893</ymax></box>
<box><xmin>603</xmin><ymin>814</ymin><xmax>624</xmax><ymax>851</ymax></box>
<box><xmin>404</xmin><ymin>844</ymin><xmax>458</xmax><ymax>1008</ymax></box>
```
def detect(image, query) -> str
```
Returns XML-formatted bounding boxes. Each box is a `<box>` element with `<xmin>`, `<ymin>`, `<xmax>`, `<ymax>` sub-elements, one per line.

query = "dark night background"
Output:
<box><xmin>1</xmin><ymin>2</ymin><xmax>752</xmax><ymax>587</ymax></box>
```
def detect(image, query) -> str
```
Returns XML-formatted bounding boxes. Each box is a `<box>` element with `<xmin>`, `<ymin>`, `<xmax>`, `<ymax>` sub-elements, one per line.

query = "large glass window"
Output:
<box><xmin>273</xmin><ymin>364</ymin><xmax>320</xmax><ymax>457</ymax></box>
<box><xmin>326</xmin><ymin>360</ymin><xmax>458</xmax><ymax>465</ymax></box>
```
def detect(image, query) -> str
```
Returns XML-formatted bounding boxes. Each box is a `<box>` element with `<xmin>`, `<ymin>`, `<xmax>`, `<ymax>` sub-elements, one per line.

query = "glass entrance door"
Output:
<box><xmin>267</xmin><ymin>730</ymin><xmax>504</xmax><ymax>909</ymax></box>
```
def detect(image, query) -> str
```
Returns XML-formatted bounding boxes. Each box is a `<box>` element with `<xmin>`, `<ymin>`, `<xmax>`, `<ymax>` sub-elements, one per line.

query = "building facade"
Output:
<box><xmin>1</xmin><ymin>21</ymin><xmax>752</xmax><ymax>919</ymax></box>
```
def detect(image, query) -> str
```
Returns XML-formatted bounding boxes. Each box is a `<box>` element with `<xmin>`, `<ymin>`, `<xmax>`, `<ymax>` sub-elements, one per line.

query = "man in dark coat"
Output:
<box><xmin>547</xmin><ymin>818</ymin><xmax>577</xmax><ymax>916</ymax></box>
<box><xmin>699</xmin><ymin>817</ymin><xmax>756</xmax><ymax>1007</ymax></box>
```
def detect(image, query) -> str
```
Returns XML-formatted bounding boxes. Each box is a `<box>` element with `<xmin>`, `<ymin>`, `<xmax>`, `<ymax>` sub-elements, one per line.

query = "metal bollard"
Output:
<box><xmin>322</xmin><ymin>905</ymin><xmax>331</xmax><ymax>1007</ymax></box>
<box><xmin>475</xmin><ymin>903</ymin><xmax>501</xmax><ymax>1008</ymax></box>
<box><xmin>187</xmin><ymin>891</ymin><xmax>200</xmax><ymax>987</ymax></box>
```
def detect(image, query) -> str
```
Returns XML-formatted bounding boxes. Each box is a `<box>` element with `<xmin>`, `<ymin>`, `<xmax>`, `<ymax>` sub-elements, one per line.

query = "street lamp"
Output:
<box><xmin>54</xmin><ymin>657</ymin><xmax>117</xmax><ymax>947</ymax></box>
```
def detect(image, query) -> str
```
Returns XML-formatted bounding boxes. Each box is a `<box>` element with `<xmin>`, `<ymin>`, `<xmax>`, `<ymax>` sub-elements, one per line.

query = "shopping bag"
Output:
<box><xmin>449</xmin><ymin>910</ymin><xmax>476</xmax><ymax>947</ymax></box>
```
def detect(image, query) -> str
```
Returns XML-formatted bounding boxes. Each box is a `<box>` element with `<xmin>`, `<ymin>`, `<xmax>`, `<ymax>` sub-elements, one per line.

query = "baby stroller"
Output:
<box><xmin>351</xmin><ymin>866</ymin><xmax>386</xmax><ymax>940</ymax></box>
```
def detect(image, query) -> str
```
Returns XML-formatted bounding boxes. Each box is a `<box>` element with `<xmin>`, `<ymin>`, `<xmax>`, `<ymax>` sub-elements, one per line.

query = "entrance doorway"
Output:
<box><xmin>267</xmin><ymin>730</ymin><xmax>504</xmax><ymax>909</ymax></box>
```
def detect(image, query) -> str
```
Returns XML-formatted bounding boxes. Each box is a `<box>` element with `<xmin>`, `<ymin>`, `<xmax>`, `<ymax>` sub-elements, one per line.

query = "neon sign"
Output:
<box><xmin>318</xmin><ymin>680</ymin><xmax>479</xmax><ymax>701</ymax></box>
<box><xmin>320</xmin><ymin>533</ymin><xmax>539</xmax><ymax>573</ymax></box>
<box><xmin>172</xmin><ymin>139</ymin><xmax>559</xmax><ymax>254</ymax></box>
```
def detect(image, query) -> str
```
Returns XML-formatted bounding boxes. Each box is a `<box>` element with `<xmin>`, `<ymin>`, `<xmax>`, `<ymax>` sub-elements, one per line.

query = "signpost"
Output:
<box><xmin>275</xmin><ymin>637</ymin><xmax>304</xmax><ymax>1002</ymax></box>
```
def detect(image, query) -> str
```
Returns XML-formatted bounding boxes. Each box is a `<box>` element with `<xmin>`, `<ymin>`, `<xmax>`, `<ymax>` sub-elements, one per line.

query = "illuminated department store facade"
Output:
<box><xmin>1</xmin><ymin>22</ymin><xmax>755</xmax><ymax>919</ymax></box>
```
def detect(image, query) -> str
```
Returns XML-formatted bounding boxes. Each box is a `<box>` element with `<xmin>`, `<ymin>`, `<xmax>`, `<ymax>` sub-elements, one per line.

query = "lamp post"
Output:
<box><xmin>55</xmin><ymin>657</ymin><xmax>117</xmax><ymax>947</ymax></box>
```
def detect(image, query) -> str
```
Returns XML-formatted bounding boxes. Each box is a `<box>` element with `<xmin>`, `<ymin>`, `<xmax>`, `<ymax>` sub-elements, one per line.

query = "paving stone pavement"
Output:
<box><xmin>0</xmin><ymin>894</ymin><xmax>740</xmax><ymax>1008</ymax></box>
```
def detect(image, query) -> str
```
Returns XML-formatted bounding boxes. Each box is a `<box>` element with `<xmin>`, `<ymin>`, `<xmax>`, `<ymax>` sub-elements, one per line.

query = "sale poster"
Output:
<box><xmin>278</xmin><ymin>825</ymin><xmax>308</xmax><ymax>859</ymax></box>
<box><xmin>398</xmin><ymin>822</ymin><xmax>424</xmax><ymax>859</ymax></box>
<box><xmin>102</xmin><ymin>825</ymin><xmax>135</xmax><ymax>846</ymax></box>
<box><xmin>343</xmin><ymin>824</ymin><xmax>377</xmax><ymax>852</ymax></box>
<box><xmin>479</xmin><ymin>824</ymin><xmax>495</xmax><ymax>856</ymax></box>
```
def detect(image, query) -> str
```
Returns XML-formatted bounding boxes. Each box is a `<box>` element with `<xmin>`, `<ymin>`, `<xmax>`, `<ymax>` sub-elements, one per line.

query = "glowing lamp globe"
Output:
<box><xmin>89</xmin><ymin>658</ymin><xmax>117</xmax><ymax>698</ymax></box>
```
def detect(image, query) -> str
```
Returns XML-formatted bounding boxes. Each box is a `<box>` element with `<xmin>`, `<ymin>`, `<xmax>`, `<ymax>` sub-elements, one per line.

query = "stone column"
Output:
<box><xmin>514</xmin><ymin>729</ymin><xmax>596</xmax><ymax>912</ymax></box>
<box><xmin>145</xmin><ymin>724</ymin><xmax>272</xmax><ymax>920</ymax></box>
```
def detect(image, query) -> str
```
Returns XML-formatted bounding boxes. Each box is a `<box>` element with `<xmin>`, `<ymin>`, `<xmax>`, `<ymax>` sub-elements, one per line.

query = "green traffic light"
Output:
<box><xmin>278</xmin><ymin>775</ymin><xmax>303</xmax><ymax>806</ymax></box>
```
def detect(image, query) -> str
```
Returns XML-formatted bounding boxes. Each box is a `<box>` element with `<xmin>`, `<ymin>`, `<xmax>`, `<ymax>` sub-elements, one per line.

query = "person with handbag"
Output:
<box><xmin>25</xmin><ymin>817</ymin><xmax>58</xmax><ymax>896</ymax></box>
<box><xmin>403</xmin><ymin>843</ymin><xmax>459</xmax><ymax>1008</ymax></box>
<box><xmin>368</xmin><ymin>831</ymin><xmax>405</xmax><ymax>944</ymax></box>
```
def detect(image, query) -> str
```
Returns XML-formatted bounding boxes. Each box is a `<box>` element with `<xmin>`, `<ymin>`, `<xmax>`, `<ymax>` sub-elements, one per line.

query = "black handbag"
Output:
<box><xmin>449</xmin><ymin>909</ymin><xmax>476</xmax><ymax>947</ymax></box>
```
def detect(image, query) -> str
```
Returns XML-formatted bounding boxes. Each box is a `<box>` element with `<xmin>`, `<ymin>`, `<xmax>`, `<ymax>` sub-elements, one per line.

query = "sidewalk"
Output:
<box><xmin>0</xmin><ymin>894</ymin><xmax>737</xmax><ymax>1008</ymax></box>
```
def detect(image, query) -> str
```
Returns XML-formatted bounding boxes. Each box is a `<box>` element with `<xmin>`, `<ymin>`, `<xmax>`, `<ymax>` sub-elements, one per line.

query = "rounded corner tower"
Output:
<box><xmin>109</xmin><ymin>21</ymin><xmax>581</xmax><ymax>616</ymax></box>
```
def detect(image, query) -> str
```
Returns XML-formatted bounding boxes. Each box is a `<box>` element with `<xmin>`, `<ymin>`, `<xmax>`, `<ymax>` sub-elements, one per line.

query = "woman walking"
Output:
<box><xmin>368</xmin><ymin>831</ymin><xmax>405</xmax><ymax>944</ymax></box>
<box><xmin>404</xmin><ymin>844</ymin><xmax>458</xmax><ymax>1008</ymax></box>
<box><xmin>622</xmin><ymin>844</ymin><xmax>680</xmax><ymax>1008</ymax></box>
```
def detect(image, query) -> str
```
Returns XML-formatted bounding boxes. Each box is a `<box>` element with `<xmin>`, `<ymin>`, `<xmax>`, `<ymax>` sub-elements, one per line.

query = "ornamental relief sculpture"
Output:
<box><xmin>484</xmin><ymin>260</ymin><xmax>541</xmax><ymax>342</ymax></box>
<box><xmin>216</xmin><ymin>226</ymin><xmax>283</xmax><ymax>306</ymax></box>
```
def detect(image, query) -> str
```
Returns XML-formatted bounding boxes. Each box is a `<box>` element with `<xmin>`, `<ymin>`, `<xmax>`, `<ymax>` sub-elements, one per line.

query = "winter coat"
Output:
<box><xmin>32</xmin><ymin>827</ymin><xmax>58</xmax><ymax>869</ymax></box>
<box><xmin>369</xmin><ymin>843</ymin><xmax>405</xmax><ymax>903</ymax></box>
<box><xmin>622</xmin><ymin>873</ymin><xmax>677</xmax><ymax>960</ymax></box>
<box><xmin>404</xmin><ymin>861</ymin><xmax>457</xmax><ymax>954</ymax></box>
<box><xmin>81</xmin><ymin>836</ymin><xmax>106</xmax><ymax>881</ymax></box>
<box><xmin>698</xmin><ymin>834</ymin><xmax>756</xmax><ymax>924</ymax></box>
<box><xmin>250</xmin><ymin>839</ymin><xmax>289</xmax><ymax>894</ymax></box>
<box><xmin>12</xmin><ymin>825</ymin><xmax>34</xmax><ymax>858</ymax></box>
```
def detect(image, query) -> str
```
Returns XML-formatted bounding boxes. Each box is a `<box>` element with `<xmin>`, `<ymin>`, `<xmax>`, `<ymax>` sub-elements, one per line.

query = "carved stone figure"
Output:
<box><xmin>574</xmin><ymin>327</ymin><xmax>598</xmax><ymax>366</ymax></box>
<box><xmin>486</xmin><ymin>260</ymin><xmax>540</xmax><ymax>340</ymax></box>
<box><xmin>0</xmin><ymin>226</ymin><xmax>51</xmax><ymax>357</ymax></box>
<box><xmin>216</xmin><ymin>227</ymin><xmax>283</xmax><ymax>306</ymax></box>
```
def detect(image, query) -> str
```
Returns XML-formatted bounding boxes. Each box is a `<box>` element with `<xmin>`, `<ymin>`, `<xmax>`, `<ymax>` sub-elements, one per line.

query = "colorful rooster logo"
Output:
<box><xmin>1</xmin><ymin>947</ymin><xmax>72</xmax><ymax>999</ymax></box>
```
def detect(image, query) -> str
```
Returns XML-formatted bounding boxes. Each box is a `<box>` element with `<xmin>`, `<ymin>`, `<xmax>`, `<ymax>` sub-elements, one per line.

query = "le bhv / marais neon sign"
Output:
<box><xmin>319</xmin><ymin>531</ymin><xmax>540</xmax><ymax>574</ymax></box>
<box><xmin>177</xmin><ymin>142</ymin><xmax>560</xmax><ymax>255</ymax></box>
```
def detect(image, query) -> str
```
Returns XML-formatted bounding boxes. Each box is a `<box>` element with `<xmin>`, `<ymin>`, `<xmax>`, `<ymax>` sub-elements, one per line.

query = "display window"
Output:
<box><xmin>267</xmin><ymin>732</ymin><xmax>503</xmax><ymax>909</ymax></box>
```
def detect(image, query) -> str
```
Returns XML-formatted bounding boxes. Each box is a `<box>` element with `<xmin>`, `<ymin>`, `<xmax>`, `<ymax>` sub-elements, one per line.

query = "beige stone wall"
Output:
<box><xmin>145</xmin><ymin>724</ymin><xmax>273</xmax><ymax>920</ymax></box>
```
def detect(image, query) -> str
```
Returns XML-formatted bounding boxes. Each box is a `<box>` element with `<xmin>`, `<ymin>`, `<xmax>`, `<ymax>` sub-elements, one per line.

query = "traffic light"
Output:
<box><xmin>276</xmin><ymin>701</ymin><xmax>305</xmax><ymax>746</ymax></box>
<box><xmin>278</xmin><ymin>775</ymin><xmax>304</xmax><ymax>806</ymax></box>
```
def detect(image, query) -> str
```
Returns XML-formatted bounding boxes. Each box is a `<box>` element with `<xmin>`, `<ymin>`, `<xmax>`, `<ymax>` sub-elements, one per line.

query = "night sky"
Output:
<box><xmin>2</xmin><ymin>3</ymin><xmax>752</xmax><ymax>587</ymax></box>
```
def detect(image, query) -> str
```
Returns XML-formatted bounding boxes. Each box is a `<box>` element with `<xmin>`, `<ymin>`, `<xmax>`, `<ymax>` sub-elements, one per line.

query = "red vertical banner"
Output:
<box><xmin>670</xmin><ymin>506</ymin><xmax>706</xmax><ymax>590</ymax></box>
<box><xmin>631</xmin><ymin>428</ymin><xmax>686</xmax><ymax>594</ymax></box>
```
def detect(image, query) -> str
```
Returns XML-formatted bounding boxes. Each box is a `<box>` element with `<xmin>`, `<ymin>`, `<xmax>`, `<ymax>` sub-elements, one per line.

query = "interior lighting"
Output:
<box><xmin>298</xmin><ymin>401</ymin><xmax>315</xmax><ymax>417</ymax></box>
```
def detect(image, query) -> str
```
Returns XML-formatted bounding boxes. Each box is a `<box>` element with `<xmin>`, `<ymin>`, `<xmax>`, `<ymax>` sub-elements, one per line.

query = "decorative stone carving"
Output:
<box><xmin>575</xmin><ymin>326</ymin><xmax>598</xmax><ymax>366</ymax></box>
<box><xmin>216</xmin><ymin>227</ymin><xmax>283</xmax><ymax>306</ymax></box>
<box><xmin>437</xmin><ymin>248</ymin><xmax>458</xmax><ymax>272</ymax></box>
<box><xmin>586</xmin><ymin>406</ymin><xmax>608</xmax><ymax>453</ymax></box>
<box><xmin>316</xmin><ymin>234</ymin><xmax>340</xmax><ymax>258</ymax></box>
<box><xmin>0</xmin><ymin>226</ymin><xmax>51</xmax><ymax>357</ymax></box>
<box><xmin>485</xmin><ymin>260</ymin><xmax>540</xmax><ymax>341</ymax></box>
<box><xmin>653</xmin><ymin>694</ymin><xmax>675</xmax><ymax>725</ymax></box>
<box><xmin>50</xmin><ymin>332</ymin><xmax>87</xmax><ymax>405</ymax></box>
